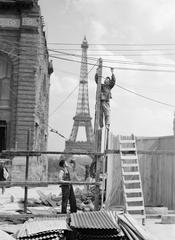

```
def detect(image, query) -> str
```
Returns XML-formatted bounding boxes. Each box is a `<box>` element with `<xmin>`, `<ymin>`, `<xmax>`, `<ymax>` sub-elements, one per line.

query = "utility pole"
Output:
<box><xmin>94</xmin><ymin>58</ymin><xmax>103</xmax><ymax>210</ymax></box>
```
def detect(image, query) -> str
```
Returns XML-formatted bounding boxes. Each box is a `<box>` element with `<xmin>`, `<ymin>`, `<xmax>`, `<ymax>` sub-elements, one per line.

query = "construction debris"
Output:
<box><xmin>0</xmin><ymin>230</ymin><xmax>15</xmax><ymax>240</ymax></box>
<box><xmin>16</xmin><ymin>216</ymin><xmax>69</xmax><ymax>239</ymax></box>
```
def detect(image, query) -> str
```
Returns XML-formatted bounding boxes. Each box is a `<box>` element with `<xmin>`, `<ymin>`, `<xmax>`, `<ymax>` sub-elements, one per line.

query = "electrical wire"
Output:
<box><xmin>49</xmin><ymin>49</ymin><xmax>175</xmax><ymax>68</ymax></box>
<box><xmin>48</xmin><ymin>60</ymin><xmax>98</xmax><ymax>139</ymax></box>
<box><xmin>49</xmin><ymin>84</ymin><xmax>79</xmax><ymax>117</ymax></box>
<box><xmin>49</xmin><ymin>59</ymin><xmax>98</xmax><ymax>117</ymax></box>
<box><xmin>50</xmin><ymin>54</ymin><xmax>175</xmax><ymax>73</ymax></box>
<box><xmin>48</xmin><ymin>43</ymin><xmax>175</xmax><ymax>46</ymax></box>
<box><xmin>49</xmin><ymin>48</ymin><xmax>175</xmax><ymax>52</ymax></box>
<box><xmin>2</xmin><ymin>40</ymin><xmax>175</xmax><ymax>136</ymax></box>
<box><xmin>116</xmin><ymin>84</ymin><xmax>175</xmax><ymax>108</ymax></box>
<box><xmin>3</xmin><ymin>44</ymin><xmax>174</xmax><ymax>109</ymax></box>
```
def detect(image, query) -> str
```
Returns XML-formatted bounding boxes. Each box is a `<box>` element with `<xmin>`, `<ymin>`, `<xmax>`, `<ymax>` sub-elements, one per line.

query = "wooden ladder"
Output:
<box><xmin>119</xmin><ymin>134</ymin><xmax>146</xmax><ymax>225</ymax></box>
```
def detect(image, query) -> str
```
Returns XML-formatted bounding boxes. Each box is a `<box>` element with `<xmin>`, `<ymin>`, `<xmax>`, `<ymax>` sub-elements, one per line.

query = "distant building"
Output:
<box><xmin>0</xmin><ymin>0</ymin><xmax>53</xmax><ymax>180</ymax></box>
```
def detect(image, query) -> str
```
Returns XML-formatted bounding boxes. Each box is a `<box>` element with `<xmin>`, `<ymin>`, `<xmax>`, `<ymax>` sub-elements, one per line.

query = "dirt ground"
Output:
<box><xmin>0</xmin><ymin>186</ymin><xmax>175</xmax><ymax>239</ymax></box>
<box><xmin>144</xmin><ymin>218</ymin><xmax>175</xmax><ymax>240</ymax></box>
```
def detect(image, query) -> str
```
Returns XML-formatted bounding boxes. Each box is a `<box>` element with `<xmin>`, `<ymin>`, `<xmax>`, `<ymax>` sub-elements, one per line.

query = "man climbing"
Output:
<box><xmin>58</xmin><ymin>159</ymin><xmax>77</xmax><ymax>214</ymax></box>
<box><xmin>95</xmin><ymin>67</ymin><xmax>116</xmax><ymax>129</ymax></box>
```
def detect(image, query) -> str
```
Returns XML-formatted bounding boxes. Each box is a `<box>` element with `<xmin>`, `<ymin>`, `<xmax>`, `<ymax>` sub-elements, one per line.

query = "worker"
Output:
<box><xmin>95</xmin><ymin>67</ymin><xmax>116</xmax><ymax>128</ymax></box>
<box><xmin>58</xmin><ymin>159</ymin><xmax>77</xmax><ymax>213</ymax></box>
<box><xmin>69</xmin><ymin>159</ymin><xmax>80</xmax><ymax>181</ymax></box>
<box><xmin>0</xmin><ymin>161</ymin><xmax>9</xmax><ymax>194</ymax></box>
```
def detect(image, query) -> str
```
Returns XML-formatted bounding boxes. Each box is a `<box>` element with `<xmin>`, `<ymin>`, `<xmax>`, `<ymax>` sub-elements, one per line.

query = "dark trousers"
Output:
<box><xmin>100</xmin><ymin>100</ymin><xmax>110</xmax><ymax>128</ymax></box>
<box><xmin>61</xmin><ymin>185</ymin><xmax>77</xmax><ymax>213</ymax></box>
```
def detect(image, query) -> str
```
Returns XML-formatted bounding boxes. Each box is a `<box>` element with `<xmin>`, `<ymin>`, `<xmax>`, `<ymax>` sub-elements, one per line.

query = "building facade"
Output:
<box><xmin>0</xmin><ymin>0</ymin><xmax>53</xmax><ymax>180</ymax></box>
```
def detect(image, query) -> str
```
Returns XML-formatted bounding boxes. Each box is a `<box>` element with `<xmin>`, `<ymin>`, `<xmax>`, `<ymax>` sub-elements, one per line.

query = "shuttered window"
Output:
<box><xmin>0</xmin><ymin>55</ymin><xmax>12</xmax><ymax>108</ymax></box>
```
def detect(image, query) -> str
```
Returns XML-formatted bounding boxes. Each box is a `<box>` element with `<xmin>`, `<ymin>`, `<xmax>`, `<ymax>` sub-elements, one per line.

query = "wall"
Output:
<box><xmin>106</xmin><ymin>134</ymin><xmax>175</xmax><ymax>210</ymax></box>
<box><xmin>0</xmin><ymin>0</ymin><xmax>52</xmax><ymax>181</ymax></box>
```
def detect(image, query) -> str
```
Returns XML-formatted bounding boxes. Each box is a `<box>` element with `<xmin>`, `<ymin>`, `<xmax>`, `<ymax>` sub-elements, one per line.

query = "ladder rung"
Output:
<box><xmin>120</xmin><ymin>148</ymin><xmax>136</xmax><ymax>152</ymax></box>
<box><xmin>121</xmin><ymin>155</ymin><xmax>137</xmax><ymax>160</ymax></box>
<box><xmin>125</xmin><ymin>188</ymin><xmax>142</xmax><ymax>193</ymax></box>
<box><xmin>123</xmin><ymin>172</ymin><xmax>139</xmax><ymax>176</ymax></box>
<box><xmin>124</xmin><ymin>180</ymin><xmax>141</xmax><ymax>184</ymax></box>
<box><xmin>126</xmin><ymin>197</ymin><xmax>144</xmax><ymax>202</ymax></box>
<box><xmin>130</xmin><ymin>214</ymin><xmax>145</xmax><ymax>219</ymax></box>
<box><xmin>127</xmin><ymin>206</ymin><xmax>145</xmax><ymax>211</ymax></box>
<box><xmin>122</xmin><ymin>163</ymin><xmax>138</xmax><ymax>167</ymax></box>
<box><xmin>120</xmin><ymin>139</ymin><xmax>135</xmax><ymax>144</ymax></box>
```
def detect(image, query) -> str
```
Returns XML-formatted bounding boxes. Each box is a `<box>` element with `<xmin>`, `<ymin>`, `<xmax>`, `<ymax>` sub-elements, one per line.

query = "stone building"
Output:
<box><xmin>0</xmin><ymin>0</ymin><xmax>53</xmax><ymax>180</ymax></box>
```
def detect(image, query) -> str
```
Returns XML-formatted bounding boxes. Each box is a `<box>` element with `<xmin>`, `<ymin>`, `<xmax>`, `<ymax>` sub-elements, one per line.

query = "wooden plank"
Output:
<box><xmin>121</xmin><ymin>156</ymin><xmax>137</xmax><ymax>160</ymax></box>
<box><xmin>125</xmin><ymin>189</ymin><xmax>142</xmax><ymax>193</ymax></box>
<box><xmin>94</xmin><ymin>58</ymin><xmax>103</xmax><ymax>210</ymax></box>
<box><xmin>37</xmin><ymin>190</ymin><xmax>57</xmax><ymax>208</ymax></box>
<box><xmin>106</xmin><ymin>149</ymin><xmax>175</xmax><ymax>155</ymax></box>
<box><xmin>124</xmin><ymin>180</ymin><xmax>141</xmax><ymax>184</ymax></box>
<box><xmin>0</xmin><ymin>213</ymin><xmax>67</xmax><ymax>220</ymax></box>
<box><xmin>120</xmin><ymin>148</ymin><xmax>136</xmax><ymax>151</ymax></box>
<box><xmin>123</xmin><ymin>172</ymin><xmax>139</xmax><ymax>176</ymax></box>
<box><xmin>122</xmin><ymin>163</ymin><xmax>138</xmax><ymax>167</ymax></box>
<box><xmin>127</xmin><ymin>206</ymin><xmax>145</xmax><ymax>211</ymax></box>
<box><xmin>126</xmin><ymin>197</ymin><xmax>143</xmax><ymax>202</ymax></box>
<box><xmin>120</xmin><ymin>140</ymin><xmax>135</xmax><ymax>144</ymax></box>
<box><xmin>2</xmin><ymin>150</ymin><xmax>103</xmax><ymax>156</ymax></box>
<box><xmin>0</xmin><ymin>181</ymin><xmax>101</xmax><ymax>187</ymax></box>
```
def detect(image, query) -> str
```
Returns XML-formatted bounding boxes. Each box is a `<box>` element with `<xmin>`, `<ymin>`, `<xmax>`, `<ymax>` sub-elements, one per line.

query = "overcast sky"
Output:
<box><xmin>39</xmin><ymin>0</ymin><xmax>175</xmax><ymax>151</ymax></box>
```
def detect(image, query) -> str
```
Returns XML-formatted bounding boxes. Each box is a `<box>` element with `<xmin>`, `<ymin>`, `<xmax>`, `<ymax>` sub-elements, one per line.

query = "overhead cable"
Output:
<box><xmin>48</xmin><ymin>43</ymin><xmax>175</xmax><ymax>46</ymax></box>
<box><xmin>48</xmin><ymin>60</ymin><xmax>98</xmax><ymax>140</ymax></box>
<box><xmin>49</xmin><ymin>48</ymin><xmax>175</xmax><ymax>52</ymax></box>
<box><xmin>50</xmin><ymin>55</ymin><xmax>175</xmax><ymax>73</ymax></box>
<box><xmin>49</xmin><ymin>60</ymin><xmax>98</xmax><ymax>117</ymax></box>
<box><xmin>49</xmin><ymin>49</ymin><xmax>175</xmax><ymax>68</ymax></box>
<box><xmin>117</xmin><ymin>84</ymin><xmax>175</xmax><ymax>108</ymax></box>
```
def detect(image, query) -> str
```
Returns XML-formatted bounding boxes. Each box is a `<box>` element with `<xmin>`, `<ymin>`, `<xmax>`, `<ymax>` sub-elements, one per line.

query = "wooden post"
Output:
<box><xmin>94</xmin><ymin>58</ymin><xmax>103</xmax><ymax>210</ymax></box>
<box><xmin>24</xmin><ymin>129</ymin><xmax>30</xmax><ymax>213</ymax></box>
<box><xmin>102</xmin><ymin>127</ymin><xmax>110</xmax><ymax>207</ymax></box>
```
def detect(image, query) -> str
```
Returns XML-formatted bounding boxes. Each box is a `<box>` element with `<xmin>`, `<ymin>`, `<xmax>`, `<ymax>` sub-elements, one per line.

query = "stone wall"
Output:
<box><xmin>0</xmin><ymin>0</ymin><xmax>51</xmax><ymax>181</ymax></box>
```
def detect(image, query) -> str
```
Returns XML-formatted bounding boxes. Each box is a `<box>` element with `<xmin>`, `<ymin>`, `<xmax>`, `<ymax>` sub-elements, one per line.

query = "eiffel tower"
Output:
<box><xmin>65</xmin><ymin>37</ymin><xmax>95</xmax><ymax>153</ymax></box>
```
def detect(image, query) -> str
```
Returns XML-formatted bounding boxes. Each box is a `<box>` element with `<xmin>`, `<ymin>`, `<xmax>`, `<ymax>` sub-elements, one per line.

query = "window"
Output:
<box><xmin>0</xmin><ymin>55</ymin><xmax>12</xmax><ymax>108</ymax></box>
<box><xmin>0</xmin><ymin>120</ymin><xmax>7</xmax><ymax>152</ymax></box>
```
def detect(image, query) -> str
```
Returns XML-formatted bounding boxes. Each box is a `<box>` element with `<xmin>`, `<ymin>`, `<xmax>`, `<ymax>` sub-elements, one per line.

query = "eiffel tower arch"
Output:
<box><xmin>64</xmin><ymin>37</ymin><xmax>95</xmax><ymax>155</ymax></box>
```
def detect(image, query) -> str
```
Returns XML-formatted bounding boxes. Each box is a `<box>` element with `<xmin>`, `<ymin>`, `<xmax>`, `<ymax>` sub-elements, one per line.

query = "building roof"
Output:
<box><xmin>70</xmin><ymin>210</ymin><xmax>120</xmax><ymax>230</ymax></box>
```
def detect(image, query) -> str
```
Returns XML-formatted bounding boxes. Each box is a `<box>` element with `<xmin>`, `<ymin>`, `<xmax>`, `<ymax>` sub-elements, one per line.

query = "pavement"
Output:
<box><xmin>143</xmin><ymin>218</ymin><xmax>175</xmax><ymax>240</ymax></box>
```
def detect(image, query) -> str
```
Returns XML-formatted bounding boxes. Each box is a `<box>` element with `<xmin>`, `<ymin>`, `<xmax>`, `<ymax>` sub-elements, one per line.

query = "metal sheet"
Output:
<box><xmin>70</xmin><ymin>210</ymin><xmax>120</xmax><ymax>229</ymax></box>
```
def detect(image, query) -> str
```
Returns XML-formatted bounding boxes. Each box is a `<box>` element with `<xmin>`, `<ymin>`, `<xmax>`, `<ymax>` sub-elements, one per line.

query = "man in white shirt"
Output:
<box><xmin>58</xmin><ymin>159</ymin><xmax>77</xmax><ymax>213</ymax></box>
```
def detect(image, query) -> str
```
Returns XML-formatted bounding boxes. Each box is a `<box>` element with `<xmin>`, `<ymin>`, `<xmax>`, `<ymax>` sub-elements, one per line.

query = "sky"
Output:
<box><xmin>39</xmin><ymin>0</ymin><xmax>175</xmax><ymax>151</ymax></box>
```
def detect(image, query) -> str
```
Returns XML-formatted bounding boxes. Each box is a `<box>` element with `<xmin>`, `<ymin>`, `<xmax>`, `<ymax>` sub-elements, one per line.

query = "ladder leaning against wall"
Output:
<box><xmin>119</xmin><ymin>134</ymin><xmax>146</xmax><ymax>225</ymax></box>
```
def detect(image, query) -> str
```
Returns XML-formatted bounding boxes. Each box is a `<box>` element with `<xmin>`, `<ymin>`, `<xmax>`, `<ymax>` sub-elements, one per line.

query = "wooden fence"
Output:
<box><xmin>106</xmin><ymin>134</ymin><xmax>175</xmax><ymax>210</ymax></box>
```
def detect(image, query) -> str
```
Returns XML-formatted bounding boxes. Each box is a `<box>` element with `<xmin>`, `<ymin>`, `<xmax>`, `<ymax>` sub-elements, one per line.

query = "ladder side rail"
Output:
<box><xmin>133</xmin><ymin>135</ymin><xmax>146</xmax><ymax>223</ymax></box>
<box><xmin>119</xmin><ymin>134</ymin><xmax>146</xmax><ymax>225</ymax></box>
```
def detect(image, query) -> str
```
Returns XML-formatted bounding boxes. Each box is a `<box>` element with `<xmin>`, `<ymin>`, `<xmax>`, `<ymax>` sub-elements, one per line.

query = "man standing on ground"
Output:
<box><xmin>58</xmin><ymin>159</ymin><xmax>77</xmax><ymax>213</ymax></box>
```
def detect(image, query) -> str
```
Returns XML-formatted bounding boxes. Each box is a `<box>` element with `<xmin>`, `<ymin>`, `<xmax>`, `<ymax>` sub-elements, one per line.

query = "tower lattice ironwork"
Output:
<box><xmin>65</xmin><ymin>37</ymin><xmax>94</xmax><ymax>153</ymax></box>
